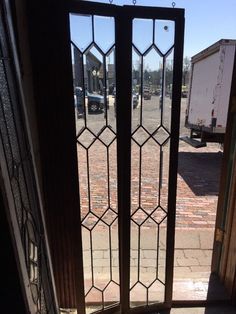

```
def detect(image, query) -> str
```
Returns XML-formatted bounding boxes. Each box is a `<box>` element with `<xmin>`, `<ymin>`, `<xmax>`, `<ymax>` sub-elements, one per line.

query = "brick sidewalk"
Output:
<box><xmin>77</xmin><ymin>140</ymin><xmax>222</xmax><ymax>229</ymax></box>
<box><xmin>76</xmin><ymin>107</ymin><xmax>223</xmax><ymax>306</ymax></box>
<box><xmin>176</xmin><ymin>142</ymin><xmax>222</xmax><ymax>229</ymax></box>
<box><xmin>81</xmin><ymin>227</ymin><xmax>217</xmax><ymax>305</ymax></box>
<box><xmin>78</xmin><ymin>142</ymin><xmax>222</xmax><ymax>305</ymax></box>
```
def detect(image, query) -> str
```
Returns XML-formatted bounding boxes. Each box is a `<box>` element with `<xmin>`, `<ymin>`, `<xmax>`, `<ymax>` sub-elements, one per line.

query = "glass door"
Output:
<box><xmin>67</xmin><ymin>2</ymin><xmax>184</xmax><ymax>313</ymax></box>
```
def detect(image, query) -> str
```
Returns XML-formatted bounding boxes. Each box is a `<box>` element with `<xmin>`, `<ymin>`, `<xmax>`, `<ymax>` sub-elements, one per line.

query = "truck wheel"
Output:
<box><xmin>89</xmin><ymin>102</ymin><xmax>99</xmax><ymax>113</ymax></box>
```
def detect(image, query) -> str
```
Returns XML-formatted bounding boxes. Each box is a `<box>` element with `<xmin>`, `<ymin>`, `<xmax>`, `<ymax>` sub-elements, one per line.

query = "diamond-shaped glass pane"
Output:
<box><xmin>151</xmin><ymin>208</ymin><xmax>167</xmax><ymax>224</ymax></box>
<box><xmin>132</xmin><ymin>127</ymin><xmax>150</xmax><ymax>146</ymax></box>
<box><xmin>70</xmin><ymin>14</ymin><xmax>92</xmax><ymax>52</ymax></box>
<box><xmin>153</xmin><ymin>127</ymin><xmax>169</xmax><ymax>145</ymax></box>
<box><xmin>155</xmin><ymin>20</ymin><xmax>175</xmax><ymax>55</ymax></box>
<box><xmin>102</xmin><ymin>208</ymin><xmax>117</xmax><ymax>225</ymax></box>
<box><xmin>82</xmin><ymin>212</ymin><xmax>99</xmax><ymax>230</ymax></box>
<box><xmin>77</xmin><ymin>128</ymin><xmax>95</xmax><ymax>148</ymax></box>
<box><xmin>133</xmin><ymin>19</ymin><xmax>153</xmax><ymax>53</ymax></box>
<box><xmin>99</xmin><ymin>127</ymin><xmax>116</xmax><ymax>146</ymax></box>
<box><xmin>131</xmin><ymin>208</ymin><xmax>148</xmax><ymax>225</ymax></box>
<box><xmin>94</xmin><ymin>16</ymin><xmax>115</xmax><ymax>53</ymax></box>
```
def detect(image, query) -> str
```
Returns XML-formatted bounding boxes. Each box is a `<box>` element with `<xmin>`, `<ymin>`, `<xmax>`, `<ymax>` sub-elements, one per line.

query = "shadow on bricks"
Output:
<box><xmin>178</xmin><ymin>151</ymin><xmax>222</xmax><ymax>196</ymax></box>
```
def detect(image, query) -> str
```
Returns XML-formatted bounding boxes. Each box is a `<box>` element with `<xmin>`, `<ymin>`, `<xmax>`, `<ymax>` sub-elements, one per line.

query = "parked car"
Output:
<box><xmin>74</xmin><ymin>87</ymin><xmax>109</xmax><ymax>115</ymax></box>
<box><xmin>143</xmin><ymin>89</ymin><xmax>151</xmax><ymax>100</ymax></box>
<box><xmin>181</xmin><ymin>85</ymin><xmax>188</xmax><ymax>98</ymax></box>
<box><xmin>181</xmin><ymin>90</ymin><xmax>188</xmax><ymax>98</ymax></box>
<box><xmin>87</xmin><ymin>92</ymin><xmax>105</xmax><ymax>113</ymax></box>
<box><xmin>154</xmin><ymin>89</ymin><xmax>161</xmax><ymax>96</ymax></box>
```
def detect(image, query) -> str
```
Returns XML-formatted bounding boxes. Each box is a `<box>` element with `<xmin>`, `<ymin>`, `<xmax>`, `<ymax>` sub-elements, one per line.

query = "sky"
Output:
<box><xmin>84</xmin><ymin>0</ymin><xmax>236</xmax><ymax>58</ymax></box>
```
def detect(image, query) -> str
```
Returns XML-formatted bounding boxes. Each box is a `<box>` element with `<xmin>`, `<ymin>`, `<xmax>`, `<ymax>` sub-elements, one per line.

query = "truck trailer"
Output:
<box><xmin>183</xmin><ymin>39</ymin><xmax>236</xmax><ymax>147</ymax></box>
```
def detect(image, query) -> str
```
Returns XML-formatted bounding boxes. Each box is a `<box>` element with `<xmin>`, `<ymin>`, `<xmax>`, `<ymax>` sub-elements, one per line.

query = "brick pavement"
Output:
<box><xmin>75</xmin><ymin>100</ymin><xmax>223</xmax><ymax>307</ymax></box>
<box><xmin>176</xmin><ymin>141</ymin><xmax>222</xmax><ymax>229</ymax></box>
<box><xmin>77</xmin><ymin>138</ymin><xmax>222</xmax><ymax>229</ymax></box>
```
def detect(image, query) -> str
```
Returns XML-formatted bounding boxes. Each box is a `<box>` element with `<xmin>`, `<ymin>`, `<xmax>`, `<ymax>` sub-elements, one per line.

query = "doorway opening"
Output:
<box><xmin>68</xmin><ymin>1</ymin><xmax>183</xmax><ymax>313</ymax></box>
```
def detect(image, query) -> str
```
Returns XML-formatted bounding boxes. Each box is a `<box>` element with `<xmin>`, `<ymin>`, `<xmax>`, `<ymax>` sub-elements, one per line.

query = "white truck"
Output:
<box><xmin>184</xmin><ymin>39</ymin><xmax>236</xmax><ymax>147</ymax></box>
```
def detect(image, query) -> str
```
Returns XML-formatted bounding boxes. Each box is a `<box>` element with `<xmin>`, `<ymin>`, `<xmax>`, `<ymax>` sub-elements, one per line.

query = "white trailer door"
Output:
<box><xmin>214</xmin><ymin>45</ymin><xmax>235</xmax><ymax>132</ymax></box>
<box><xmin>188</xmin><ymin>51</ymin><xmax>220</xmax><ymax>128</ymax></box>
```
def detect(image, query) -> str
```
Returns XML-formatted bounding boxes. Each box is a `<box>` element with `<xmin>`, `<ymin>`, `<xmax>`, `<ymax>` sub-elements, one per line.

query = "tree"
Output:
<box><xmin>183</xmin><ymin>56</ymin><xmax>191</xmax><ymax>86</ymax></box>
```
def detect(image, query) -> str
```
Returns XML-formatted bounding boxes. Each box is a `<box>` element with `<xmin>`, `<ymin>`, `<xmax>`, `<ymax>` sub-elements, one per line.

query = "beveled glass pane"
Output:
<box><xmin>83</xmin><ymin>212</ymin><xmax>99</xmax><ymax>230</ymax></box>
<box><xmin>151</xmin><ymin>207</ymin><xmax>167</xmax><ymax>224</ymax></box>
<box><xmin>133</xmin><ymin>19</ymin><xmax>153</xmax><ymax>54</ymax></box>
<box><xmin>111</xmin><ymin>218</ymin><xmax>119</xmax><ymax>283</ymax></box>
<box><xmin>102</xmin><ymin>208</ymin><xmax>117</xmax><ymax>225</ymax></box>
<box><xmin>72</xmin><ymin>44</ymin><xmax>86</xmax><ymax>133</ymax></box>
<box><xmin>132</xmin><ymin>48</ymin><xmax>141</xmax><ymax>132</ymax></box>
<box><xmin>92</xmin><ymin>221</ymin><xmax>110</xmax><ymax>290</ymax></box>
<box><xmin>99</xmin><ymin>127</ymin><xmax>116</xmax><ymax>147</ymax></box>
<box><xmin>141</xmin><ymin>138</ymin><xmax>160</xmax><ymax>214</ymax></box>
<box><xmin>106</xmin><ymin>48</ymin><xmax>116</xmax><ymax>130</ymax></box>
<box><xmin>132</xmin><ymin>208</ymin><xmax>148</xmax><ymax>225</ymax></box>
<box><xmin>154</xmin><ymin>20</ymin><xmax>175</xmax><ymax>55</ymax></box>
<box><xmin>158</xmin><ymin>223</ymin><xmax>167</xmax><ymax>284</ymax></box>
<box><xmin>132</xmin><ymin>126</ymin><xmax>150</xmax><ymax>146</ymax></box>
<box><xmin>139</xmin><ymin>218</ymin><xmax>158</xmax><ymax>288</ymax></box>
<box><xmin>160</xmin><ymin>140</ymin><xmax>170</xmax><ymax>211</ymax></box>
<box><xmin>83</xmin><ymin>46</ymin><xmax>107</xmax><ymax>134</ymax></box>
<box><xmin>153</xmin><ymin>126</ymin><xmax>170</xmax><ymax>145</ymax></box>
<box><xmin>108</xmin><ymin>141</ymin><xmax>117</xmax><ymax>212</ymax></box>
<box><xmin>94</xmin><ymin>16</ymin><xmax>115</xmax><ymax>53</ymax></box>
<box><xmin>131</xmin><ymin>140</ymin><xmax>139</xmax><ymax>214</ymax></box>
<box><xmin>163</xmin><ymin>49</ymin><xmax>174</xmax><ymax>131</ymax></box>
<box><xmin>77</xmin><ymin>146</ymin><xmax>89</xmax><ymax>220</ymax></box>
<box><xmin>70</xmin><ymin>14</ymin><xmax>92</xmax><ymax>52</ymax></box>
<box><xmin>82</xmin><ymin>227</ymin><xmax>92</xmax><ymax>295</ymax></box>
<box><xmin>88</xmin><ymin>141</ymin><xmax>108</xmax><ymax>217</ymax></box>
<box><xmin>130</xmin><ymin>221</ymin><xmax>139</xmax><ymax>288</ymax></box>
<box><xmin>77</xmin><ymin>128</ymin><xmax>96</xmax><ymax>148</ymax></box>
<box><xmin>142</xmin><ymin>47</ymin><xmax>163</xmax><ymax>133</ymax></box>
